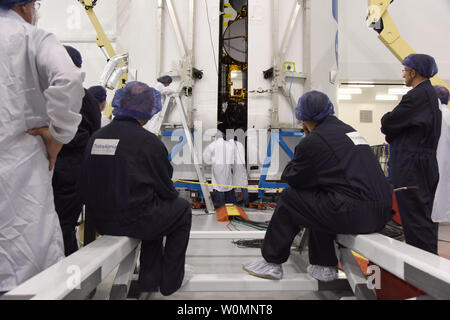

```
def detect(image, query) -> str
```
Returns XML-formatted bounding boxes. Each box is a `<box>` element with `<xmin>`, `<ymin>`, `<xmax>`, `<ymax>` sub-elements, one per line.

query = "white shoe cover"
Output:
<box><xmin>242</xmin><ymin>258</ymin><xmax>283</xmax><ymax>280</ymax></box>
<box><xmin>181</xmin><ymin>264</ymin><xmax>194</xmax><ymax>287</ymax></box>
<box><xmin>307</xmin><ymin>264</ymin><xmax>338</xmax><ymax>282</ymax></box>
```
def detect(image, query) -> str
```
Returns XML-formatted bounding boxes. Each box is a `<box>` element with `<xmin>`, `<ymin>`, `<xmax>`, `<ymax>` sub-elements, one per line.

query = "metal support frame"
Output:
<box><xmin>337</xmin><ymin>247</ymin><xmax>377</xmax><ymax>300</ymax></box>
<box><xmin>153</xmin><ymin>94</ymin><xmax>214</xmax><ymax>213</ymax></box>
<box><xmin>158</xmin><ymin>0</ymin><xmax>196</xmax><ymax>125</ymax></box>
<box><xmin>78</xmin><ymin>0</ymin><xmax>128</xmax><ymax>118</ymax></box>
<box><xmin>110</xmin><ymin>243</ymin><xmax>141</xmax><ymax>300</ymax></box>
<box><xmin>271</xmin><ymin>0</ymin><xmax>308</xmax><ymax>129</ymax></box>
<box><xmin>258</xmin><ymin>130</ymin><xmax>304</xmax><ymax>198</ymax></box>
<box><xmin>366</xmin><ymin>0</ymin><xmax>449</xmax><ymax>90</ymax></box>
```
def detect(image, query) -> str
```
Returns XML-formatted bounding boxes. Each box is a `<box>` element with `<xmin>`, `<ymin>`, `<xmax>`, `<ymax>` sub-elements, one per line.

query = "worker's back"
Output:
<box><xmin>282</xmin><ymin>115</ymin><xmax>392</xmax><ymax>203</ymax></box>
<box><xmin>79</xmin><ymin>116</ymin><xmax>179</xmax><ymax>231</ymax></box>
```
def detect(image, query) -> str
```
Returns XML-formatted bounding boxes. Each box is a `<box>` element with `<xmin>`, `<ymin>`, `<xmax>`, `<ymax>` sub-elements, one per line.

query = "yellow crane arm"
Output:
<box><xmin>367</xmin><ymin>0</ymin><xmax>449</xmax><ymax>90</ymax></box>
<box><xmin>78</xmin><ymin>0</ymin><xmax>128</xmax><ymax>117</ymax></box>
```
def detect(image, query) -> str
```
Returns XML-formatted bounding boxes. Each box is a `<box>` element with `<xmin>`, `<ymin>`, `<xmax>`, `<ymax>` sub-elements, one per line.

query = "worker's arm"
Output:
<box><xmin>281</xmin><ymin>138</ymin><xmax>319</xmax><ymax>189</ymax></box>
<box><xmin>145</xmin><ymin>139</ymin><xmax>179</xmax><ymax>200</ymax></box>
<box><xmin>35</xmin><ymin>31</ymin><xmax>84</xmax><ymax>144</ymax></box>
<box><xmin>381</xmin><ymin>91</ymin><xmax>419</xmax><ymax>141</ymax></box>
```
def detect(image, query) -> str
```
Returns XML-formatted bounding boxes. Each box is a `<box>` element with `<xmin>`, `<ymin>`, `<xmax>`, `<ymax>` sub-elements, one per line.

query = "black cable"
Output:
<box><xmin>232</xmin><ymin>239</ymin><xmax>265</xmax><ymax>249</ymax></box>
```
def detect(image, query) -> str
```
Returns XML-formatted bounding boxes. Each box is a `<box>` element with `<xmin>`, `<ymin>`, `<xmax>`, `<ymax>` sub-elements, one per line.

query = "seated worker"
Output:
<box><xmin>243</xmin><ymin>91</ymin><xmax>393</xmax><ymax>282</ymax></box>
<box><xmin>79</xmin><ymin>81</ymin><xmax>193</xmax><ymax>296</ymax></box>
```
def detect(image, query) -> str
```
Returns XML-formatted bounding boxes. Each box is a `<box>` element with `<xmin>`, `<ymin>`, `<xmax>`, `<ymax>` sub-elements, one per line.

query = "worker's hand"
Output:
<box><xmin>27</xmin><ymin>127</ymin><xmax>63</xmax><ymax>171</ymax></box>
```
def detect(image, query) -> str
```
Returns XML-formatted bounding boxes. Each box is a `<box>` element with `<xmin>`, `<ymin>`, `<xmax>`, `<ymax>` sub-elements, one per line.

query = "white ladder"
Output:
<box><xmin>153</xmin><ymin>94</ymin><xmax>215</xmax><ymax>214</ymax></box>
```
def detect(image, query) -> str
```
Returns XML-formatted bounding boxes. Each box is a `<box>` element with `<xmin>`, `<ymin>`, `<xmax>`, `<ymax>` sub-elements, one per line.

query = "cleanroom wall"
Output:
<box><xmin>337</xmin><ymin>0</ymin><xmax>450</xmax><ymax>147</ymax></box>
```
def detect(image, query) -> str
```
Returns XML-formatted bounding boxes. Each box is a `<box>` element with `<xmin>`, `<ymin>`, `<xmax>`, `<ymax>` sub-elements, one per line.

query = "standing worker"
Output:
<box><xmin>145</xmin><ymin>75</ymin><xmax>176</xmax><ymax>135</ymax></box>
<box><xmin>203</xmin><ymin>131</ymin><xmax>235</xmax><ymax>208</ymax></box>
<box><xmin>243</xmin><ymin>91</ymin><xmax>393</xmax><ymax>281</ymax></box>
<box><xmin>88</xmin><ymin>85</ymin><xmax>111</xmax><ymax>127</ymax></box>
<box><xmin>381</xmin><ymin>54</ymin><xmax>442</xmax><ymax>254</ymax></box>
<box><xmin>79</xmin><ymin>82</ymin><xmax>193</xmax><ymax>296</ymax></box>
<box><xmin>230</xmin><ymin>137</ymin><xmax>249</xmax><ymax>207</ymax></box>
<box><xmin>0</xmin><ymin>0</ymin><xmax>84</xmax><ymax>293</ymax></box>
<box><xmin>52</xmin><ymin>46</ymin><xmax>101</xmax><ymax>256</ymax></box>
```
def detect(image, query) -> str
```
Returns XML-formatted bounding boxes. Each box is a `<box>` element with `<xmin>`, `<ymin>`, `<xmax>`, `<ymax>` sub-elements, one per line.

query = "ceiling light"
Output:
<box><xmin>346</xmin><ymin>82</ymin><xmax>375</xmax><ymax>88</ymax></box>
<box><xmin>376</xmin><ymin>95</ymin><xmax>399</xmax><ymax>101</ymax></box>
<box><xmin>338</xmin><ymin>94</ymin><xmax>352</xmax><ymax>100</ymax></box>
<box><xmin>338</xmin><ymin>88</ymin><xmax>362</xmax><ymax>95</ymax></box>
<box><xmin>388</xmin><ymin>87</ymin><xmax>410</xmax><ymax>95</ymax></box>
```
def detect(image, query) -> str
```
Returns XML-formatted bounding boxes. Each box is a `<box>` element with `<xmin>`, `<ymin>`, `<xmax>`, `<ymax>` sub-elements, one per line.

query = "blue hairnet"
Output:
<box><xmin>0</xmin><ymin>0</ymin><xmax>36</xmax><ymax>10</ymax></box>
<box><xmin>88</xmin><ymin>86</ymin><xmax>107</xmax><ymax>104</ymax></box>
<box><xmin>111</xmin><ymin>87</ymin><xmax>125</xmax><ymax>109</ymax></box>
<box><xmin>434</xmin><ymin>85</ymin><xmax>449</xmax><ymax>105</ymax></box>
<box><xmin>157</xmin><ymin>75</ymin><xmax>173</xmax><ymax>85</ymax></box>
<box><xmin>112</xmin><ymin>81</ymin><xmax>162</xmax><ymax>120</ymax></box>
<box><xmin>402</xmin><ymin>54</ymin><xmax>438</xmax><ymax>78</ymax></box>
<box><xmin>295</xmin><ymin>90</ymin><xmax>334</xmax><ymax>122</ymax></box>
<box><xmin>64</xmin><ymin>45</ymin><xmax>82</xmax><ymax>69</ymax></box>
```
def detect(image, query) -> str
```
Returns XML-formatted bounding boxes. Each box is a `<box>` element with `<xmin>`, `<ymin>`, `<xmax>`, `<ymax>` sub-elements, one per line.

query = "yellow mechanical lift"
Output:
<box><xmin>366</xmin><ymin>0</ymin><xmax>449</xmax><ymax>91</ymax></box>
<box><xmin>77</xmin><ymin>0</ymin><xmax>128</xmax><ymax>117</ymax></box>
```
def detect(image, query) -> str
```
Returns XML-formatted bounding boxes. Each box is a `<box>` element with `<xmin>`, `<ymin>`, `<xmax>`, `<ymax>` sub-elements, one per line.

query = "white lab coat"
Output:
<box><xmin>203</xmin><ymin>137</ymin><xmax>234</xmax><ymax>192</ymax></box>
<box><xmin>230</xmin><ymin>139</ymin><xmax>248</xmax><ymax>187</ymax></box>
<box><xmin>0</xmin><ymin>9</ymin><xmax>84</xmax><ymax>291</ymax></box>
<box><xmin>432</xmin><ymin>102</ymin><xmax>450</xmax><ymax>222</ymax></box>
<box><xmin>145</xmin><ymin>82</ymin><xmax>176</xmax><ymax>134</ymax></box>
<box><xmin>101</xmin><ymin>114</ymin><xmax>111</xmax><ymax>127</ymax></box>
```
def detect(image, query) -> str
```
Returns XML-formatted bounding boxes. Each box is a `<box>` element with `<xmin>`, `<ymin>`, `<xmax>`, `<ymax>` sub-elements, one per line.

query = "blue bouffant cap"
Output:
<box><xmin>64</xmin><ymin>45</ymin><xmax>82</xmax><ymax>69</ymax></box>
<box><xmin>434</xmin><ymin>85</ymin><xmax>449</xmax><ymax>105</ymax></box>
<box><xmin>0</xmin><ymin>0</ymin><xmax>36</xmax><ymax>10</ymax></box>
<box><xmin>112</xmin><ymin>81</ymin><xmax>162</xmax><ymax>121</ymax></box>
<box><xmin>88</xmin><ymin>86</ymin><xmax>107</xmax><ymax>104</ymax></box>
<box><xmin>295</xmin><ymin>90</ymin><xmax>335</xmax><ymax>122</ymax></box>
<box><xmin>402</xmin><ymin>54</ymin><xmax>438</xmax><ymax>78</ymax></box>
<box><xmin>157</xmin><ymin>75</ymin><xmax>173</xmax><ymax>85</ymax></box>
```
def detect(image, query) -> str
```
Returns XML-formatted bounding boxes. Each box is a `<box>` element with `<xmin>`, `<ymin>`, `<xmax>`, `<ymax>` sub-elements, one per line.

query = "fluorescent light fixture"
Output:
<box><xmin>346</xmin><ymin>82</ymin><xmax>375</xmax><ymax>88</ymax></box>
<box><xmin>376</xmin><ymin>94</ymin><xmax>399</xmax><ymax>101</ymax></box>
<box><xmin>388</xmin><ymin>87</ymin><xmax>410</xmax><ymax>95</ymax></box>
<box><xmin>338</xmin><ymin>94</ymin><xmax>352</xmax><ymax>100</ymax></box>
<box><xmin>338</xmin><ymin>88</ymin><xmax>362</xmax><ymax>95</ymax></box>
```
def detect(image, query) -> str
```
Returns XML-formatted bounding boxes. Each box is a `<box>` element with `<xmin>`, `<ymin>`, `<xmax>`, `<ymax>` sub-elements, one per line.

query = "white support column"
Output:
<box><xmin>156</xmin><ymin>0</ymin><xmax>164</xmax><ymax>76</ymax></box>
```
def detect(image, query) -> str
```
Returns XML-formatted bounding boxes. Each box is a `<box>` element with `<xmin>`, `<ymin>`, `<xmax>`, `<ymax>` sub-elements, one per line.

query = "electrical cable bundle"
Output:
<box><xmin>228</xmin><ymin>216</ymin><xmax>269</xmax><ymax>248</ymax></box>
<box><xmin>230</xmin><ymin>216</ymin><xmax>269</xmax><ymax>231</ymax></box>
<box><xmin>232</xmin><ymin>239</ymin><xmax>264</xmax><ymax>248</ymax></box>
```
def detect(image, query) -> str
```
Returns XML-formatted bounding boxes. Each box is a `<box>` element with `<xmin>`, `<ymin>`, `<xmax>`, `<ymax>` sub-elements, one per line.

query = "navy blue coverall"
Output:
<box><xmin>52</xmin><ymin>89</ymin><xmax>101</xmax><ymax>256</ymax></box>
<box><xmin>79</xmin><ymin>117</ymin><xmax>192</xmax><ymax>296</ymax></box>
<box><xmin>381</xmin><ymin>79</ymin><xmax>442</xmax><ymax>254</ymax></box>
<box><xmin>262</xmin><ymin>116</ymin><xmax>393</xmax><ymax>267</ymax></box>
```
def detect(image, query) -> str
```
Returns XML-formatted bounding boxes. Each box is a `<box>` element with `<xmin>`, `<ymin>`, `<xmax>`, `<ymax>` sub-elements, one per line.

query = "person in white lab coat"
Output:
<box><xmin>432</xmin><ymin>85</ymin><xmax>450</xmax><ymax>223</ymax></box>
<box><xmin>145</xmin><ymin>75</ymin><xmax>176</xmax><ymax>135</ymax></box>
<box><xmin>0</xmin><ymin>0</ymin><xmax>84</xmax><ymax>293</ymax></box>
<box><xmin>229</xmin><ymin>137</ymin><xmax>249</xmax><ymax>207</ymax></box>
<box><xmin>203</xmin><ymin>131</ymin><xmax>235</xmax><ymax>208</ymax></box>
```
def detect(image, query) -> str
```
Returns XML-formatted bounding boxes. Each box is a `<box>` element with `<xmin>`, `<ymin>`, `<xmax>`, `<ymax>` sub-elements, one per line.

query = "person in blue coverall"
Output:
<box><xmin>381</xmin><ymin>54</ymin><xmax>442</xmax><ymax>254</ymax></box>
<box><xmin>243</xmin><ymin>91</ymin><xmax>393</xmax><ymax>282</ymax></box>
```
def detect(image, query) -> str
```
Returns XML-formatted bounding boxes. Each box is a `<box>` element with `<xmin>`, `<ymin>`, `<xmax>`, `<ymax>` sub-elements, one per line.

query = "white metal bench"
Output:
<box><xmin>336</xmin><ymin>233</ymin><xmax>450</xmax><ymax>300</ymax></box>
<box><xmin>1</xmin><ymin>235</ymin><xmax>140</xmax><ymax>300</ymax></box>
<box><xmin>4</xmin><ymin>230</ymin><xmax>448</xmax><ymax>300</ymax></box>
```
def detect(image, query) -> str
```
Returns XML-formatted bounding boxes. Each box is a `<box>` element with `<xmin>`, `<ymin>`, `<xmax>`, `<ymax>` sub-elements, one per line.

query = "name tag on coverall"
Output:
<box><xmin>346</xmin><ymin>132</ymin><xmax>369</xmax><ymax>146</ymax></box>
<box><xmin>91</xmin><ymin>139</ymin><xmax>120</xmax><ymax>156</ymax></box>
